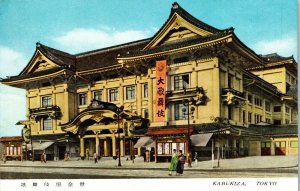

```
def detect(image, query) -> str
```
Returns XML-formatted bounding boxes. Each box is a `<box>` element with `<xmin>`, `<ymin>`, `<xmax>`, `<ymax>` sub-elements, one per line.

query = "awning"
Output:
<box><xmin>27</xmin><ymin>141</ymin><xmax>54</xmax><ymax>150</ymax></box>
<box><xmin>134</xmin><ymin>137</ymin><xmax>154</xmax><ymax>148</ymax></box>
<box><xmin>191</xmin><ymin>133</ymin><xmax>213</xmax><ymax>147</ymax></box>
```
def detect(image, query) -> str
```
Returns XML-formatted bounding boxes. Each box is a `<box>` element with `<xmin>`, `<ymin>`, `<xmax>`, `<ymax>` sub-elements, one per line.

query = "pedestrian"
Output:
<box><xmin>2</xmin><ymin>154</ymin><xmax>6</xmax><ymax>164</ymax></box>
<box><xmin>64</xmin><ymin>152</ymin><xmax>69</xmax><ymax>161</ymax></box>
<box><xmin>168</xmin><ymin>149</ymin><xmax>178</xmax><ymax>176</ymax></box>
<box><xmin>145</xmin><ymin>150</ymin><xmax>150</xmax><ymax>162</ymax></box>
<box><xmin>41</xmin><ymin>151</ymin><xmax>46</xmax><ymax>163</ymax></box>
<box><xmin>194</xmin><ymin>152</ymin><xmax>198</xmax><ymax>166</ymax></box>
<box><xmin>187</xmin><ymin>152</ymin><xmax>192</xmax><ymax>167</ymax></box>
<box><xmin>93</xmin><ymin>152</ymin><xmax>98</xmax><ymax>163</ymax></box>
<box><xmin>176</xmin><ymin>150</ymin><xmax>186</xmax><ymax>176</ymax></box>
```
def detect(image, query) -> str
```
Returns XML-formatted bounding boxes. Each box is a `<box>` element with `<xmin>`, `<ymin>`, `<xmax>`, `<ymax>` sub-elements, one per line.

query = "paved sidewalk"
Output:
<box><xmin>0</xmin><ymin>156</ymin><xmax>298</xmax><ymax>171</ymax></box>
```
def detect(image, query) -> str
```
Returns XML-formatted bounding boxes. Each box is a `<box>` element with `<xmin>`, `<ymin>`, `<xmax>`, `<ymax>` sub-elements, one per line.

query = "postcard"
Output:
<box><xmin>0</xmin><ymin>1</ymin><xmax>298</xmax><ymax>191</ymax></box>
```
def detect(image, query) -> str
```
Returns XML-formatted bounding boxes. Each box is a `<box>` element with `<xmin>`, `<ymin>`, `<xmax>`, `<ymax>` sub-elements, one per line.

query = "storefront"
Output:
<box><xmin>0</xmin><ymin>136</ymin><xmax>23</xmax><ymax>161</ymax></box>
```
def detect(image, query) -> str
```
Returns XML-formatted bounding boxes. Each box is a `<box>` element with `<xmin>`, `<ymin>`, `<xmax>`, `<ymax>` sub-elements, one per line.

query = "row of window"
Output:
<box><xmin>79</xmin><ymin>84</ymin><xmax>148</xmax><ymax>105</ymax></box>
<box><xmin>242</xmin><ymin>111</ymin><xmax>289</xmax><ymax>125</ymax></box>
<box><xmin>261</xmin><ymin>141</ymin><xmax>298</xmax><ymax>148</ymax></box>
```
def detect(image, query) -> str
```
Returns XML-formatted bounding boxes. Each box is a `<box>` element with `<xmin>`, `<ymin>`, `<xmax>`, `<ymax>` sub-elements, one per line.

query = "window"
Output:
<box><xmin>93</xmin><ymin>91</ymin><xmax>102</xmax><ymax>101</ymax></box>
<box><xmin>109</xmin><ymin>88</ymin><xmax>119</xmax><ymax>102</ymax></box>
<box><xmin>143</xmin><ymin>83</ymin><xmax>148</xmax><ymax>98</ymax></box>
<box><xmin>174</xmin><ymin>74</ymin><xmax>189</xmax><ymax>90</ymax></box>
<box><xmin>228</xmin><ymin>105</ymin><xmax>233</xmax><ymax>120</ymax></box>
<box><xmin>273</xmin><ymin>120</ymin><xmax>281</xmax><ymax>125</ymax></box>
<box><xmin>274</xmin><ymin>106</ymin><xmax>281</xmax><ymax>112</ymax></box>
<box><xmin>254</xmin><ymin>97</ymin><xmax>262</xmax><ymax>107</ymax></box>
<box><xmin>290</xmin><ymin>141</ymin><xmax>298</xmax><ymax>148</ymax></box>
<box><xmin>265</xmin><ymin>102</ymin><xmax>271</xmax><ymax>112</ymax></box>
<box><xmin>126</xmin><ymin>86</ymin><xmax>136</xmax><ymax>100</ymax></box>
<box><xmin>247</xmin><ymin>94</ymin><xmax>252</xmax><ymax>104</ymax></box>
<box><xmin>42</xmin><ymin>96</ymin><xmax>52</xmax><ymax>107</ymax></box>
<box><xmin>242</xmin><ymin>111</ymin><xmax>246</xmax><ymax>123</ymax></box>
<box><xmin>261</xmin><ymin>142</ymin><xmax>271</xmax><ymax>148</ymax></box>
<box><xmin>43</xmin><ymin>117</ymin><xmax>52</xmax><ymax>130</ymax></box>
<box><xmin>173</xmin><ymin>56</ymin><xmax>189</xmax><ymax>64</ymax></box>
<box><xmin>275</xmin><ymin>141</ymin><xmax>286</xmax><ymax>148</ymax></box>
<box><xmin>79</xmin><ymin>93</ymin><xmax>87</xmax><ymax>105</ymax></box>
<box><xmin>174</xmin><ymin>102</ymin><xmax>187</xmax><ymax>120</ymax></box>
<box><xmin>285</xmin><ymin>119</ymin><xmax>290</xmax><ymax>124</ymax></box>
<box><xmin>285</xmin><ymin>107</ymin><xmax>290</xmax><ymax>114</ymax></box>
<box><xmin>228</xmin><ymin>75</ymin><xmax>234</xmax><ymax>89</ymax></box>
<box><xmin>248</xmin><ymin>112</ymin><xmax>252</xmax><ymax>123</ymax></box>
<box><xmin>143</xmin><ymin>109</ymin><xmax>149</xmax><ymax>119</ymax></box>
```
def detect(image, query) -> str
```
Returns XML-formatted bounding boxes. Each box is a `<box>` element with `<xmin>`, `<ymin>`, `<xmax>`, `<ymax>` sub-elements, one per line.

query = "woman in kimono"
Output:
<box><xmin>176</xmin><ymin>150</ymin><xmax>186</xmax><ymax>175</ymax></box>
<box><xmin>168</xmin><ymin>149</ymin><xmax>178</xmax><ymax>176</ymax></box>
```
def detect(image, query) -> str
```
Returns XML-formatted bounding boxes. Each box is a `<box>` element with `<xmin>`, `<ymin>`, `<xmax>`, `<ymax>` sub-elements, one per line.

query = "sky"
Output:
<box><xmin>0</xmin><ymin>0</ymin><xmax>298</xmax><ymax>137</ymax></box>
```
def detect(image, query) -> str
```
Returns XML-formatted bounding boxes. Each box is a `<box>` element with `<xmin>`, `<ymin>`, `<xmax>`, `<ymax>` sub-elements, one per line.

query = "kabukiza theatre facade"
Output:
<box><xmin>1</xmin><ymin>3</ymin><xmax>298</xmax><ymax>161</ymax></box>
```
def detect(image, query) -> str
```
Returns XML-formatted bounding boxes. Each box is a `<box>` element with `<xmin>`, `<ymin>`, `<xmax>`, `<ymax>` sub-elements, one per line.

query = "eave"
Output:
<box><xmin>118</xmin><ymin>33</ymin><xmax>233</xmax><ymax>63</ymax></box>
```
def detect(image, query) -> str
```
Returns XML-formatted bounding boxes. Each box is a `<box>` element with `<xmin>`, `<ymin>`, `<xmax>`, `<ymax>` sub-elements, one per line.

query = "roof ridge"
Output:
<box><xmin>36</xmin><ymin>42</ymin><xmax>75</xmax><ymax>59</ymax></box>
<box><xmin>171</xmin><ymin>2</ymin><xmax>226</xmax><ymax>33</ymax></box>
<box><xmin>75</xmin><ymin>38</ymin><xmax>151</xmax><ymax>57</ymax></box>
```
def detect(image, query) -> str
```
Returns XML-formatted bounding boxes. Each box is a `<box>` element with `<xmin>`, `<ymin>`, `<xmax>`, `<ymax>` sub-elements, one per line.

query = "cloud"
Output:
<box><xmin>252</xmin><ymin>34</ymin><xmax>297</xmax><ymax>58</ymax></box>
<box><xmin>54</xmin><ymin>27</ymin><xmax>150</xmax><ymax>53</ymax></box>
<box><xmin>0</xmin><ymin>46</ymin><xmax>26</xmax><ymax>78</ymax></box>
<box><xmin>0</xmin><ymin>85</ymin><xmax>26</xmax><ymax>136</ymax></box>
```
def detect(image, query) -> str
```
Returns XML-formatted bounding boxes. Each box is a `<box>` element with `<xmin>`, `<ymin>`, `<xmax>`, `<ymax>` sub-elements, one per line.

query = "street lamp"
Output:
<box><xmin>182</xmin><ymin>98</ymin><xmax>195</xmax><ymax>161</ymax></box>
<box><xmin>116</xmin><ymin>106</ymin><xmax>124</xmax><ymax>167</ymax></box>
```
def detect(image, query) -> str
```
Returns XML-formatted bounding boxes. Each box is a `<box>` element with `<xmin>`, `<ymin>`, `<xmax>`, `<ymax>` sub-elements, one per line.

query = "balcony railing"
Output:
<box><xmin>29</xmin><ymin>105</ymin><xmax>61</xmax><ymax>120</ymax></box>
<box><xmin>222</xmin><ymin>88</ymin><xmax>246</xmax><ymax>106</ymax></box>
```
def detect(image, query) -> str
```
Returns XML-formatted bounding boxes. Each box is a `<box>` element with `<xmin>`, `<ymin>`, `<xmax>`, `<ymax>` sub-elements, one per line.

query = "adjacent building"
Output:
<box><xmin>1</xmin><ymin>2</ymin><xmax>297</xmax><ymax>161</ymax></box>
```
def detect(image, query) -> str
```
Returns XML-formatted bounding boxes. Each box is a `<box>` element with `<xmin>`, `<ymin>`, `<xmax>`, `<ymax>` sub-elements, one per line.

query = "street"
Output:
<box><xmin>0</xmin><ymin>166</ymin><xmax>297</xmax><ymax>179</ymax></box>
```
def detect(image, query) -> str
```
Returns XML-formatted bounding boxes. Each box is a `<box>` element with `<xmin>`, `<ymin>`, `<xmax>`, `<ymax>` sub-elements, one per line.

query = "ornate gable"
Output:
<box><xmin>22</xmin><ymin>50</ymin><xmax>61</xmax><ymax>75</ymax></box>
<box><xmin>143</xmin><ymin>2</ymin><xmax>223</xmax><ymax>50</ymax></box>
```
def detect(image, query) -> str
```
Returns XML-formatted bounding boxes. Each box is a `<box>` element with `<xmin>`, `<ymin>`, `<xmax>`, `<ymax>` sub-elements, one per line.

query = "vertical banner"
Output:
<box><xmin>155</xmin><ymin>60</ymin><xmax>166</xmax><ymax>122</ymax></box>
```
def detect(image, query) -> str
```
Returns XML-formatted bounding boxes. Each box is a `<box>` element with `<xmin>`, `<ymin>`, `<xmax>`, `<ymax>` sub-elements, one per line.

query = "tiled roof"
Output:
<box><xmin>1</xmin><ymin>67</ymin><xmax>63</xmax><ymax>82</ymax></box>
<box><xmin>119</xmin><ymin>30</ymin><xmax>233</xmax><ymax>58</ymax></box>
<box><xmin>37</xmin><ymin>43</ymin><xmax>76</xmax><ymax>68</ymax></box>
<box><xmin>0</xmin><ymin>136</ymin><xmax>23</xmax><ymax>142</ymax></box>
<box><xmin>249</xmin><ymin>124</ymin><xmax>298</xmax><ymax>137</ymax></box>
<box><xmin>260</xmin><ymin>53</ymin><xmax>294</xmax><ymax>62</ymax></box>
<box><xmin>75</xmin><ymin>39</ymin><xmax>150</xmax><ymax>72</ymax></box>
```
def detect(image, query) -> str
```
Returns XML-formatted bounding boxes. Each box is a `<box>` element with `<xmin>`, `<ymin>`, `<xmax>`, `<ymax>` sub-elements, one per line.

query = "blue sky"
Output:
<box><xmin>0</xmin><ymin>0</ymin><xmax>297</xmax><ymax>136</ymax></box>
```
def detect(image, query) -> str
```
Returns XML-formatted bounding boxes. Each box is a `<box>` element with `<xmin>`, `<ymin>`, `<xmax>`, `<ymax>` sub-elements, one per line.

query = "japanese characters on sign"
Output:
<box><xmin>155</xmin><ymin>60</ymin><xmax>167</xmax><ymax>122</ymax></box>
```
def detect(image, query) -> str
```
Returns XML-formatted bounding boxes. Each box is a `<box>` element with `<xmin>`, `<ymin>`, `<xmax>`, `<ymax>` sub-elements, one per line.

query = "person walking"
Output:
<box><xmin>41</xmin><ymin>151</ymin><xmax>46</xmax><ymax>163</ymax></box>
<box><xmin>168</xmin><ymin>149</ymin><xmax>178</xmax><ymax>176</ymax></box>
<box><xmin>187</xmin><ymin>152</ymin><xmax>192</xmax><ymax>167</ymax></box>
<box><xmin>93</xmin><ymin>152</ymin><xmax>98</xmax><ymax>163</ymax></box>
<box><xmin>2</xmin><ymin>154</ymin><xmax>6</xmax><ymax>164</ymax></box>
<box><xmin>176</xmin><ymin>150</ymin><xmax>186</xmax><ymax>176</ymax></box>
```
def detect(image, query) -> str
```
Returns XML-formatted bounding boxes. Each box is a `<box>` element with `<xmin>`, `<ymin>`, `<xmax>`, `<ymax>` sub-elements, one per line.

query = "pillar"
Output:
<box><xmin>104</xmin><ymin>140</ymin><xmax>108</xmax><ymax>156</ymax></box>
<box><xmin>270</xmin><ymin>139</ymin><xmax>275</xmax><ymax>156</ymax></box>
<box><xmin>137</xmin><ymin>78</ymin><xmax>142</xmax><ymax>116</ymax></box>
<box><xmin>80</xmin><ymin>138</ymin><xmax>84</xmax><ymax>158</ymax></box>
<box><xmin>112</xmin><ymin>134</ymin><xmax>116</xmax><ymax>157</ymax></box>
<box><xmin>95</xmin><ymin>134</ymin><xmax>99</xmax><ymax>157</ymax></box>
<box><xmin>120</xmin><ymin>138</ymin><xmax>124</xmax><ymax>157</ymax></box>
<box><xmin>138</xmin><ymin>148</ymin><xmax>141</xmax><ymax>156</ymax></box>
<box><xmin>148</xmin><ymin>69</ymin><xmax>154</xmax><ymax>122</ymax></box>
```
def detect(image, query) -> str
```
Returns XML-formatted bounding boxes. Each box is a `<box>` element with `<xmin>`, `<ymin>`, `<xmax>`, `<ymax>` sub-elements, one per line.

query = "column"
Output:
<box><xmin>232</xmin><ymin>138</ymin><xmax>237</xmax><ymax>157</ymax></box>
<box><xmin>138</xmin><ymin>148</ymin><xmax>141</xmax><ymax>156</ymax></box>
<box><xmin>104</xmin><ymin>140</ymin><xmax>108</xmax><ymax>156</ymax></box>
<box><xmin>119</xmin><ymin>82</ymin><xmax>124</xmax><ymax>106</ymax></box>
<box><xmin>148</xmin><ymin>69</ymin><xmax>154</xmax><ymax>122</ymax></box>
<box><xmin>112</xmin><ymin>134</ymin><xmax>116</xmax><ymax>157</ymax></box>
<box><xmin>282</xmin><ymin>103</ymin><xmax>286</xmax><ymax>124</ymax></box>
<box><xmin>120</xmin><ymin>138</ymin><xmax>124</xmax><ymax>157</ymax></box>
<box><xmin>80</xmin><ymin>138</ymin><xmax>84</xmax><ymax>158</ymax></box>
<box><xmin>95</xmin><ymin>134</ymin><xmax>99</xmax><ymax>157</ymax></box>
<box><xmin>270</xmin><ymin>139</ymin><xmax>275</xmax><ymax>156</ymax></box>
<box><xmin>137</xmin><ymin>79</ymin><xmax>142</xmax><ymax>116</ymax></box>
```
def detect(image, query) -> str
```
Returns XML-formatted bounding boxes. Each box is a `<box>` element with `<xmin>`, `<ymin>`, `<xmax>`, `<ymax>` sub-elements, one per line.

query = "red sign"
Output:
<box><xmin>155</xmin><ymin>60</ymin><xmax>167</xmax><ymax>122</ymax></box>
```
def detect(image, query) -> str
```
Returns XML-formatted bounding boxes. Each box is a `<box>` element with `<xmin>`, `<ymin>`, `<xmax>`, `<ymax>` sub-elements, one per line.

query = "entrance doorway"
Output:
<box><xmin>58</xmin><ymin>146</ymin><xmax>66</xmax><ymax>160</ymax></box>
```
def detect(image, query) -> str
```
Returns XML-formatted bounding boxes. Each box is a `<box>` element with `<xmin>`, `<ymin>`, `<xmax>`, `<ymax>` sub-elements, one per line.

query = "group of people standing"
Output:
<box><xmin>168</xmin><ymin>149</ymin><xmax>186</xmax><ymax>176</ymax></box>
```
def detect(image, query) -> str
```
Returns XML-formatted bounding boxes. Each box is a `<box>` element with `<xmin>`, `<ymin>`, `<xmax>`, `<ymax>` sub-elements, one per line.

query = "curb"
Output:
<box><xmin>0</xmin><ymin>164</ymin><xmax>298</xmax><ymax>173</ymax></box>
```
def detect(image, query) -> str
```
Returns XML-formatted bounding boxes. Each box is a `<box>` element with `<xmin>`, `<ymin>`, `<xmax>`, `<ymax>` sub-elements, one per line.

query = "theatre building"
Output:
<box><xmin>1</xmin><ymin>3</ymin><xmax>297</xmax><ymax>161</ymax></box>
